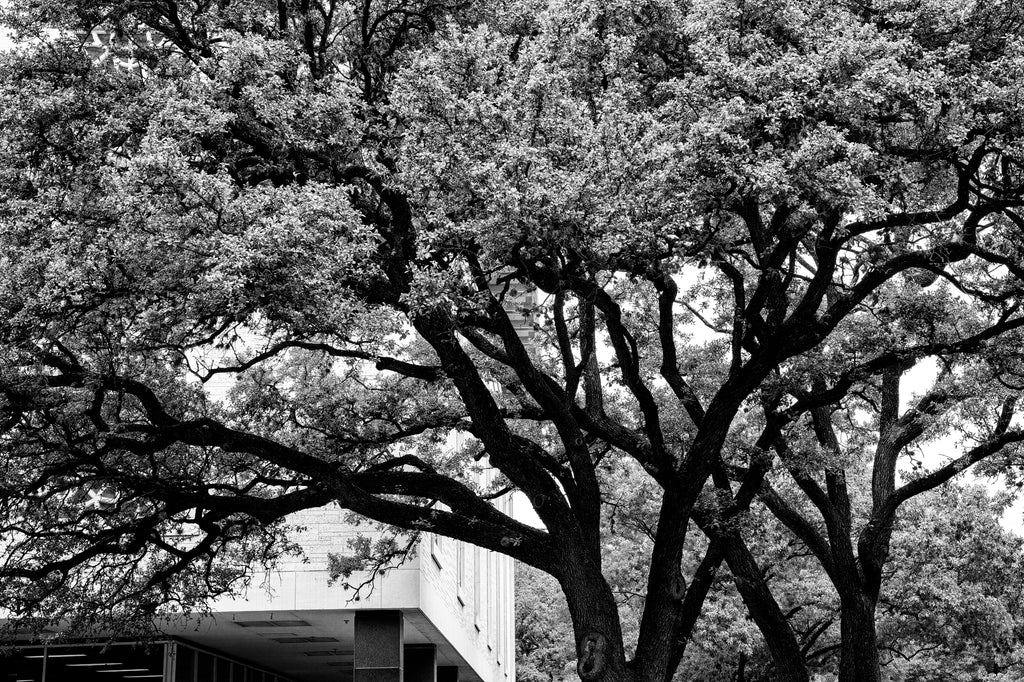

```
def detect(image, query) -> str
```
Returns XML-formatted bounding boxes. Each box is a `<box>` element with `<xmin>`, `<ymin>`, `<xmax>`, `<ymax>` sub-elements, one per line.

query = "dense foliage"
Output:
<box><xmin>4</xmin><ymin>0</ymin><xmax>1024</xmax><ymax>680</ymax></box>
<box><xmin>518</xmin><ymin>480</ymin><xmax>1024</xmax><ymax>680</ymax></box>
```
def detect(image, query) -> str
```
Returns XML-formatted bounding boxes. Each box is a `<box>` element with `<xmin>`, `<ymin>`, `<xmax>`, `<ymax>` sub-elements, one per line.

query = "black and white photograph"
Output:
<box><xmin>2</xmin><ymin>1</ymin><xmax>1024</xmax><ymax>679</ymax></box>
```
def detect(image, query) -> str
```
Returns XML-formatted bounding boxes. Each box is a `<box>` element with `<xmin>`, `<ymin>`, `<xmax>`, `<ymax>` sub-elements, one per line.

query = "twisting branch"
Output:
<box><xmin>199</xmin><ymin>340</ymin><xmax>442</xmax><ymax>382</ymax></box>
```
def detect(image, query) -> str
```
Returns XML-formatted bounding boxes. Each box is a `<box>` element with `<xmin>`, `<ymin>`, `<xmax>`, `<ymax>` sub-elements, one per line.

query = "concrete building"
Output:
<box><xmin>2</xmin><ymin>499</ymin><xmax>516</xmax><ymax>682</ymax></box>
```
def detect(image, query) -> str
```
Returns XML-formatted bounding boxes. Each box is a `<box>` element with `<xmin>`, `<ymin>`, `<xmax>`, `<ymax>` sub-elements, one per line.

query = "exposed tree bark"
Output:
<box><xmin>667</xmin><ymin>541</ymin><xmax>725</xmax><ymax>680</ymax></box>
<box><xmin>837</xmin><ymin>592</ymin><xmax>882</xmax><ymax>682</ymax></box>
<box><xmin>720</xmin><ymin>534</ymin><xmax>811</xmax><ymax>682</ymax></box>
<box><xmin>556</xmin><ymin>541</ymin><xmax>635</xmax><ymax>682</ymax></box>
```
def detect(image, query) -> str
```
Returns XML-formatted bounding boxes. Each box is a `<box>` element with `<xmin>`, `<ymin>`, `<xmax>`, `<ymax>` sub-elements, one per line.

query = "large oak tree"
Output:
<box><xmin>4</xmin><ymin>0</ymin><xmax>1024</xmax><ymax>680</ymax></box>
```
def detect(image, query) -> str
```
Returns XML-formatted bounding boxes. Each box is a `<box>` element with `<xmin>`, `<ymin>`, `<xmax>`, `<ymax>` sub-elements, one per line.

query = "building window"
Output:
<box><xmin>430</xmin><ymin>532</ymin><xmax>442</xmax><ymax>569</ymax></box>
<box><xmin>456</xmin><ymin>541</ymin><xmax>466</xmax><ymax>605</ymax></box>
<box><xmin>175</xmin><ymin>646</ymin><xmax>195</xmax><ymax>682</ymax></box>
<box><xmin>496</xmin><ymin>555</ymin><xmax>503</xmax><ymax>665</ymax></box>
<box><xmin>508</xmin><ymin>565</ymin><xmax>515</xmax><ymax>676</ymax></box>
<box><xmin>486</xmin><ymin>549</ymin><xmax>495</xmax><ymax>650</ymax></box>
<box><xmin>473</xmin><ymin>545</ymin><xmax>482</xmax><ymax>629</ymax></box>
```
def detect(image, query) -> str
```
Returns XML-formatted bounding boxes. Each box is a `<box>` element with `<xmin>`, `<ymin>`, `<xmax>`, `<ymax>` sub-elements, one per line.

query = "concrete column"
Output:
<box><xmin>403</xmin><ymin>645</ymin><xmax>435</xmax><ymax>682</ymax></box>
<box><xmin>354</xmin><ymin>611</ymin><xmax>404</xmax><ymax>682</ymax></box>
<box><xmin>437</xmin><ymin>666</ymin><xmax>459</xmax><ymax>682</ymax></box>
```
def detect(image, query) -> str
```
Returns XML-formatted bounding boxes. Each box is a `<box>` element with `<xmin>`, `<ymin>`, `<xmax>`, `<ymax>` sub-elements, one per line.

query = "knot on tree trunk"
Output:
<box><xmin>577</xmin><ymin>632</ymin><xmax>609</xmax><ymax>681</ymax></box>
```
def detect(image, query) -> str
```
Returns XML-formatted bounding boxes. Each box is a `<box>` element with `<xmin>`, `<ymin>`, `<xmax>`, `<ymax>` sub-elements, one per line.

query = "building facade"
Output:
<box><xmin>2</xmin><ymin>502</ymin><xmax>516</xmax><ymax>682</ymax></box>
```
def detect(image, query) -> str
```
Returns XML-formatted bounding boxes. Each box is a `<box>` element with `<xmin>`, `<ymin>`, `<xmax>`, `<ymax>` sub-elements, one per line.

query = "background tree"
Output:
<box><xmin>880</xmin><ymin>486</ymin><xmax>1024</xmax><ymax>681</ymax></box>
<box><xmin>5</xmin><ymin>0</ymin><xmax>1024</xmax><ymax>680</ymax></box>
<box><xmin>751</xmin><ymin>274</ymin><xmax>1024</xmax><ymax>680</ymax></box>
<box><xmin>517</xmin><ymin>481</ymin><xmax>1024</xmax><ymax>681</ymax></box>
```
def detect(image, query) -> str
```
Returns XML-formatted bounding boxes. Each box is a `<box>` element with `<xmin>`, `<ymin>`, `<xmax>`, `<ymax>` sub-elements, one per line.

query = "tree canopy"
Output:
<box><xmin>4</xmin><ymin>0</ymin><xmax>1024</xmax><ymax>680</ymax></box>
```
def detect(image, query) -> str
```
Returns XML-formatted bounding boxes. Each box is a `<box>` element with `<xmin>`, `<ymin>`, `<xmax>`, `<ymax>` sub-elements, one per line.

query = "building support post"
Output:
<box><xmin>355</xmin><ymin>611</ymin><xmax>404</xmax><ymax>682</ymax></box>
<box><xmin>403</xmin><ymin>644</ymin><xmax>436</xmax><ymax>682</ymax></box>
<box><xmin>437</xmin><ymin>666</ymin><xmax>459</xmax><ymax>682</ymax></box>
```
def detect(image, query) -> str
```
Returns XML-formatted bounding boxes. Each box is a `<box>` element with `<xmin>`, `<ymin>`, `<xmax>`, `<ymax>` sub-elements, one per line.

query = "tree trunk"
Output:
<box><xmin>721</xmin><ymin>535</ymin><xmax>810</xmax><ymax>682</ymax></box>
<box><xmin>666</xmin><ymin>541</ymin><xmax>725</xmax><ymax>680</ymax></box>
<box><xmin>837</xmin><ymin>593</ymin><xmax>881</xmax><ymax>682</ymax></box>
<box><xmin>555</xmin><ymin>539</ymin><xmax>637</xmax><ymax>682</ymax></box>
<box><xmin>634</xmin><ymin>488</ymin><xmax>690</xmax><ymax>682</ymax></box>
